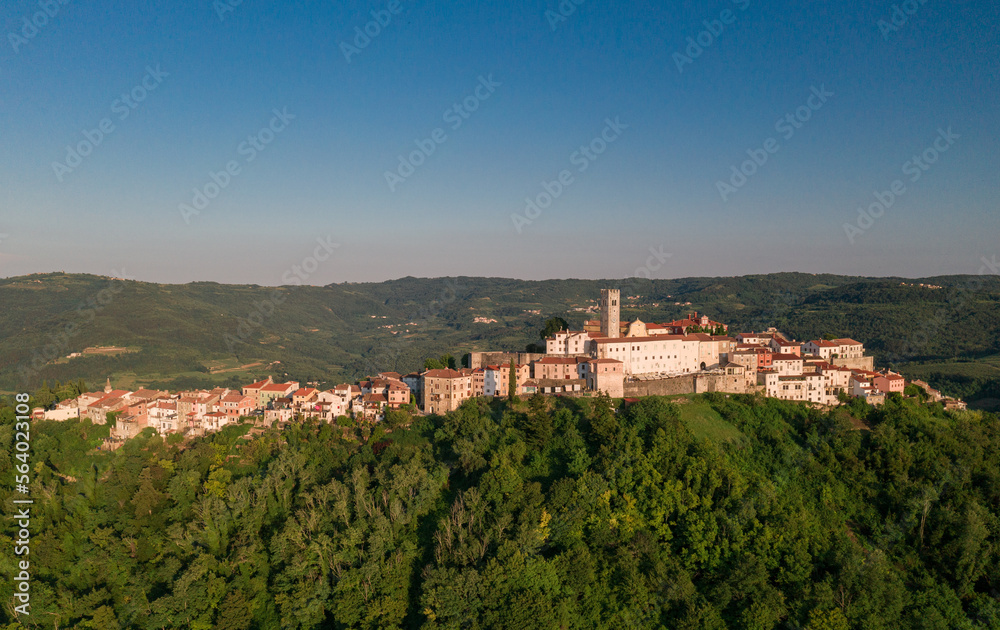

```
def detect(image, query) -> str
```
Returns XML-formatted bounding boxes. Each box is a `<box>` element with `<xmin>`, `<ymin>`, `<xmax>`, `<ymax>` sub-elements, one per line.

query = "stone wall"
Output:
<box><xmin>469</xmin><ymin>352</ymin><xmax>548</xmax><ymax>370</ymax></box>
<box><xmin>831</xmin><ymin>356</ymin><xmax>875</xmax><ymax>371</ymax></box>
<box><xmin>624</xmin><ymin>373</ymin><xmax>754</xmax><ymax>398</ymax></box>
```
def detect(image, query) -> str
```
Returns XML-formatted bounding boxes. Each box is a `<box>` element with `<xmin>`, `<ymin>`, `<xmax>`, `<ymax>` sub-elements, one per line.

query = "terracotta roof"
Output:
<box><xmin>424</xmin><ymin>369</ymin><xmax>467</xmax><ymax>379</ymax></box>
<box><xmin>771</xmin><ymin>353</ymin><xmax>803</xmax><ymax>362</ymax></box>
<box><xmin>809</xmin><ymin>340</ymin><xmax>840</xmax><ymax>348</ymax></box>
<box><xmin>261</xmin><ymin>383</ymin><xmax>294</xmax><ymax>392</ymax></box>
<box><xmin>593</xmin><ymin>335</ymin><xmax>694</xmax><ymax>344</ymax></box>
<box><xmin>131</xmin><ymin>388</ymin><xmax>164</xmax><ymax>400</ymax></box>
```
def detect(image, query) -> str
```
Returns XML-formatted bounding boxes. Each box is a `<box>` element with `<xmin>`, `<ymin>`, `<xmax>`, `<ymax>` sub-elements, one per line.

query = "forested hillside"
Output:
<box><xmin>1</xmin><ymin>273</ymin><xmax>999</xmax><ymax>404</ymax></box>
<box><xmin>0</xmin><ymin>394</ymin><xmax>998</xmax><ymax>629</ymax></box>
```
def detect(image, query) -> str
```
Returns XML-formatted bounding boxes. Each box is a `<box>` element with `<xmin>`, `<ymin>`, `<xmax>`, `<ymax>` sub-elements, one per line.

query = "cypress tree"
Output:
<box><xmin>508</xmin><ymin>359</ymin><xmax>517</xmax><ymax>400</ymax></box>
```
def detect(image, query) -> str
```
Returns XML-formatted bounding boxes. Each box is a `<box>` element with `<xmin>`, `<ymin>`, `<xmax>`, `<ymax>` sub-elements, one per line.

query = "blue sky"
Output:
<box><xmin>0</xmin><ymin>0</ymin><xmax>997</xmax><ymax>284</ymax></box>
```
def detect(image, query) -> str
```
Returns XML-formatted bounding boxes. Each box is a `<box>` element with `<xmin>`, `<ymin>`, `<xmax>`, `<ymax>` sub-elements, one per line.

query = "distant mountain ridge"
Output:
<box><xmin>1</xmin><ymin>272</ymin><xmax>998</xmax><ymax>403</ymax></box>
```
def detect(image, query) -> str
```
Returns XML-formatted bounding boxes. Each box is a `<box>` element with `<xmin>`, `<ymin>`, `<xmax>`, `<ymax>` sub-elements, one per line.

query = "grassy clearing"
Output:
<box><xmin>675</xmin><ymin>399</ymin><xmax>744</xmax><ymax>442</ymax></box>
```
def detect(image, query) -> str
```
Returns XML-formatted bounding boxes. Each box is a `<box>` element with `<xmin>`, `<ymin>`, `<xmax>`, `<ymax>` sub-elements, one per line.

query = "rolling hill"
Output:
<box><xmin>1</xmin><ymin>272</ymin><xmax>999</xmax><ymax>404</ymax></box>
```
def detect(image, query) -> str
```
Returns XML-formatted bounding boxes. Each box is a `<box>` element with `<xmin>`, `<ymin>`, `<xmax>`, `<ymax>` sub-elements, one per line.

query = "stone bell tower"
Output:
<box><xmin>600</xmin><ymin>289</ymin><xmax>620</xmax><ymax>339</ymax></box>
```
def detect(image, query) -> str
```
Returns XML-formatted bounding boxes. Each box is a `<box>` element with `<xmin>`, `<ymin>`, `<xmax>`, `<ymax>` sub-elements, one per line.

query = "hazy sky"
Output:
<box><xmin>1</xmin><ymin>0</ymin><xmax>998</xmax><ymax>285</ymax></box>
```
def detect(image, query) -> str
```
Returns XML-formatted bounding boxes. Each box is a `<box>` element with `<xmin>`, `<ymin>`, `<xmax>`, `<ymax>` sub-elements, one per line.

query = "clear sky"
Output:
<box><xmin>1</xmin><ymin>0</ymin><xmax>998</xmax><ymax>285</ymax></box>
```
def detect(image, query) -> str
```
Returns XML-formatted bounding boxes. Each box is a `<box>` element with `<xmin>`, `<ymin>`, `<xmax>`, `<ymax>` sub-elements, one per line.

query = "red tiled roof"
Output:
<box><xmin>593</xmin><ymin>335</ymin><xmax>694</xmax><ymax>344</ymax></box>
<box><xmin>261</xmin><ymin>383</ymin><xmax>294</xmax><ymax>392</ymax></box>
<box><xmin>773</xmin><ymin>338</ymin><xmax>799</xmax><ymax>346</ymax></box>
<box><xmin>423</xmin><ymin>369</ymin><xmax>467</xmax><ymax>379</ymax></box>
<box><xmin>809</xmin><ymin>340</ymin><xmax>840</xmax><ymax>348</ymax></box>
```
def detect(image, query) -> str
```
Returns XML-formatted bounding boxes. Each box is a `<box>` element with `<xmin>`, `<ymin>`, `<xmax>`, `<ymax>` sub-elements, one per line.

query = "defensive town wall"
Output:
<box><xmin>624</xmin><ymin>373</ymin><xmax>756</xmax><ymax>398</ymax></box>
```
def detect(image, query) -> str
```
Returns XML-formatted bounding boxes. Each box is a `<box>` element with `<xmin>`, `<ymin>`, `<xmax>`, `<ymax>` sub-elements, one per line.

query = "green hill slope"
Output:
<box><xmin>1</xmin><ymin>272</ymin><xmax>998</xmax><ymax>401</ymax></box>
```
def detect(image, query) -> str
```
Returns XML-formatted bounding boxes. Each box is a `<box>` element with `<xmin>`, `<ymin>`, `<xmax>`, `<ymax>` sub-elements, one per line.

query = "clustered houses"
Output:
<box><xmin>459</xmin><ymin>288</ymin><xmax>965</xmax><ymax>413</ymax></box>
<box><xmin>739</xmin><ymin>335</ymin><xmax>907</xmax><ymax>406</ymax></box>
<box><xmin>30</xmin><ymin>372</ymin><xmax>416</xmax><ymax>444</ymax></box>
<box><xmin>29</xmin><ymin>289</ymin><xmax>969</xmax><ymax>440</ymax></box>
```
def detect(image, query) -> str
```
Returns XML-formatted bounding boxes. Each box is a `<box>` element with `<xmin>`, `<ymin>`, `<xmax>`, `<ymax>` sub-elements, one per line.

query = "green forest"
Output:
<box><xmin>1</xmin><ymin>392</ymin><xmax>998</xmax><ymax>629</ymax></box>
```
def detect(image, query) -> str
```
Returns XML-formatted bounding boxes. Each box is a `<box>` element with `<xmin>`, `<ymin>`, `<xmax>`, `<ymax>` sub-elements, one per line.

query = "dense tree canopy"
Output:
<box><xmin>0</xmin><ymin>392</ymin><xmax>998</xmax><ymax>629</ymax></box>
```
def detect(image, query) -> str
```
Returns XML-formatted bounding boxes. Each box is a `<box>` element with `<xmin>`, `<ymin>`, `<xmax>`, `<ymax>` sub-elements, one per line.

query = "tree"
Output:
<box><xmin>805</xmin><ymin>608</ymin><xmax>849</xmax><ymax>630</ymax></box>
<box><xmin>426</xmin><ymin>354</ymin><xmax>456</xmax><ymax>370</ymax></box>
<box><xmin>508</xmin><ymin>360</ymin><xmax>518</xmax><ymax>400</ymax></box>
<box><xmin>524</xmin><ymin>394</ymin><xmax>553</xmax><ymax>449</ymax></box>
<box><xmin>905</xmin><ymin>383</ymin><xmax>928</xmax><ymax>402</ymax></box>
<box><xmin>335</xmin><ymin>415</ymin><xmax>353</xmax><ymax>428</ymax></box>
<box><xmin>541</xmin><ymin>317</ymin><xmax>569</xmax><ymax>339</ymax></box>
<box><xmin>385</xmin><ymin>409</ymin><xmax>411</xmax><ymax>428</ymax></box>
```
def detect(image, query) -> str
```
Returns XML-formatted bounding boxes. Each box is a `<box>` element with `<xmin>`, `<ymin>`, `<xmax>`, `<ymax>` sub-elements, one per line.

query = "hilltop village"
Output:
<box><xmin>31</xmin><ymin>289</ymin><xmax>965</xmax><ymax>445</ymax></box>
